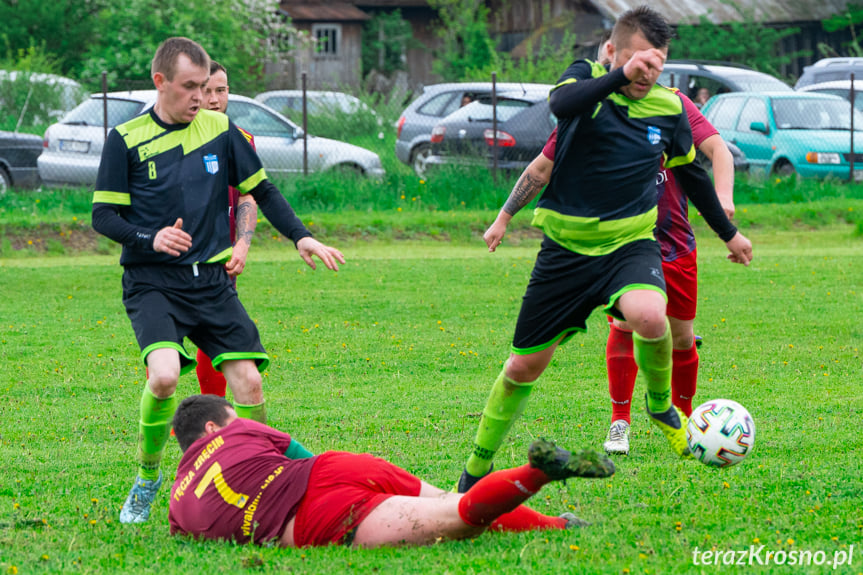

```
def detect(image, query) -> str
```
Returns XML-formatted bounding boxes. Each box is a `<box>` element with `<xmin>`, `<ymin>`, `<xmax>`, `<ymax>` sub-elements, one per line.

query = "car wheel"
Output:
<box><xmin>773</xmin><ymin>160</ymin><xmax>795</xmax><ymax>177</ymax></box>
<box><xmin>0</xmin><ymin>167</ymin><xmax>10</xmax><ymax>195</ymax></box>
<box><xmin>411</xmin><ymin>144</ymin><xmax>432</xmax><ymax>178</ymax></box>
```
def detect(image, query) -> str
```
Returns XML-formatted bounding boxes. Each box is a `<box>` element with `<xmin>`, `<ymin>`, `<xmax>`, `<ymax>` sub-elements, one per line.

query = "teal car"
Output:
<box><xmin>701</xmin><ymin>91</ymin><xmax>863</xmax><ymax>179</ymax></box>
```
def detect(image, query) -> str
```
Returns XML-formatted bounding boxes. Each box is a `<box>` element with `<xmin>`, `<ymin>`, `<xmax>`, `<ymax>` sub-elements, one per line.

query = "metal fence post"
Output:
<box><xmin>492</xmin><ymin>71</ymin><xmax>498</xmax><ymax>184</ymax></box>
<box><xmin>102</xmin><ymin>71</ymin><xmax>108</xmax><ymax>142</ymax></box>
<box><xmin>302</xmin><ymin>71</ymin><xmax>308</xmax><ymax>177</ymax></box>
<box><xmin>851</xmin><ymin>72</ymin><xmax>856</xmax><ymax>183</ymax></box>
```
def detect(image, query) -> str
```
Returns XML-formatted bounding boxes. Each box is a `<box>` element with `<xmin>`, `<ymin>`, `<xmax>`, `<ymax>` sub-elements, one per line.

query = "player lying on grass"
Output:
<box><xmin>169</xmin><ymin>395</ymin><xmax>615</xmax><ymax>547</ymax></box>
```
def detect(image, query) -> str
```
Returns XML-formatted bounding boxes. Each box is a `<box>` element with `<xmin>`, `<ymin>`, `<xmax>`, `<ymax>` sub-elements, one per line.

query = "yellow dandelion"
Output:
<box><xmin>41</xmin><ymin>555</ymin><xmax>48</xmax><ymax>561</ymax></box>
<box><xmin>753</xmin><ymin>538</ymin><xmax>760</xmax><ymax>544</ymax></box>
<box><xmin>787</xmin><ymin>538</ymin><xmax>794</xmax><ymax>546</ymax></box>
<box><xmin>28</xmin><ymin>240</ymin><xmax>33</xmax><ymax>245</ymax></box>
<box><xmin>89</xmin><ymin>519</ymin><xmax>97</xmax><ymax>525</ymax></box>
<box><xmin>570</xmin><ymin>544</ymin><xmax>579</xmax><ymax>551</ymax></box>
<box><xmin>397</xmin><ymin>207</ymin><xmax>402</xmax><ymax>212</ymax></box>
<box><xmin>13</xmin><ymin>502</ymin><xmax>19</xmax><ymax>509</ymax></box>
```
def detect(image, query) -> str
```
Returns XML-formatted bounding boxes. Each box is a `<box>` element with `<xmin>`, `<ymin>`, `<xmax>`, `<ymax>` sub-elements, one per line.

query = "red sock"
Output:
<box><xmin>457</xmin><ymin>464</ymin><xmax>550</xmax><ymax>527</ymax></box>
<box><xmin>606</xmin><ymin>323</ymin><xmax>637</xmax><ymax>424</ymax></box>
<box><xmin>196</xmin><ymin>348</ymin><xmax>227</xmax><ymax>397</ymax></box>
<box><xmin>671</xmin><ymin>344</ymin><xmax>699</xmax><ymax>416</ymax></box>
<box><xmin>491</xmin><ymin>505</ymin><xmax>567</xmax><ymax>532</ymax></box>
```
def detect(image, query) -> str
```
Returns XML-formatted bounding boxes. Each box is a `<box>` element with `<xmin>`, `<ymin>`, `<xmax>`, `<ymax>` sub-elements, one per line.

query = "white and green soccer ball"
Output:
<box><xmin>686</xmin><ymin>399</ymin><xmax>755</xmax><ymax>468</ymax></box>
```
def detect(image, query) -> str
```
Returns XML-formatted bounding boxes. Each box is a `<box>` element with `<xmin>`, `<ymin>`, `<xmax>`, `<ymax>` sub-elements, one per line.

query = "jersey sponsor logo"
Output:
<box><xmin>647</xmin><ymin>126</ymin><xmax>661</xmax><ymax>145</ymax></box>
<box><xmin>203</xmin><ymin>153</ymin><xmax>219</xmax><ymax>175</ymax></box>
<box><xmin>656</xmin><ymin>170</ymin><xmax>668</xmax><ymax>185</ymax></box>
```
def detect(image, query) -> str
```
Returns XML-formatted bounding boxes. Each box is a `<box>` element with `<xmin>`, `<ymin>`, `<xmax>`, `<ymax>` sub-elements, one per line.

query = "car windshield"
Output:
<box><xmin>772</xmin><ymin>97</ymin><xmax>863</xmax><ymax>129</ymax></box>
<box><xmin>809</xmin><ymin>88</ymin><xmax>863</xmax><ymax>110</ymax></box>
<box><xmin>226</xmin><ymin>100</ymin><xmax>296</xmax><ymax>138</ymax></box>
<box><xmin>444</xmin><ymin>98</ymin><xmax>531</xmax><ymax>123</ymax></box>
<box><xmin>62</xmin><ymin>97</ymin><xmax>146</xmax><ymax>128</ymax></box>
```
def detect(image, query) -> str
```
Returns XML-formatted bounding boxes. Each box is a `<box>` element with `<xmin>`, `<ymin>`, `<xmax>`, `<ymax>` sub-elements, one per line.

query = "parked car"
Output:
<box><xmin>423</xmin><ymin>87</ymin><xmax>555</xmax><ymax>175</ymax></box>
<box><xmin>659</xmin><ymin>61</ymin><xmax>792</xmax><ymax>104</ymax></box>
<box><xmin>38</xmin><ymin>91</ymin><xmax>385</xmax><ymax>187</ymax></box>
<box><xmin>0</xmin><ymin>130</ymin><xmax>43</xmax><ymax>193</ymax></box>
<box><xmin>255</xmin><ymin>90</ymin><xmax>380</xmax><ymax>122</ymax></box>
<box><xmin>395</xmin><ymin>82</ymin><xmax>553</xmax><ymax>176</ymax></box>
<box><xmin>0</xmin><ymin>70</ymin><xmax>88</xmax><ymax>124</ymax></box>
<box><xmin>697</xmin><ymin>140</ymin><xmax>750</xmax><ymax>173</ymax></box>
<box><xmin>795</xmin><ymin>57</ymin><xmax>863</xmax><ymax>89</ymax></box>
<box><xmin>701</xmin><ymin>91</ymin><xmax>863</xmax><ymax>179</ymax></box>
<box><xmin>797</xmin><ymin>80</ymin><xmax>863</xmax><ymax>111</ymax></box>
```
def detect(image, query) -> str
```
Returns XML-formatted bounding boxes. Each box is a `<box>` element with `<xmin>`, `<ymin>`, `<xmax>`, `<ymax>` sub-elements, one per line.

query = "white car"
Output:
<box><xmin>255</xmin><ymin>90</ymin><xmax>378</xmax><ymax>119</ymax></box>
<box><xmin>38</xmin><ymin>90</ymin><xmax>385</xmax><ymax>187</ymax></box>
<box><xmin>797</xmin><ymin>80</ymin><xmax>863</xmax><ymax>111</ymax></box>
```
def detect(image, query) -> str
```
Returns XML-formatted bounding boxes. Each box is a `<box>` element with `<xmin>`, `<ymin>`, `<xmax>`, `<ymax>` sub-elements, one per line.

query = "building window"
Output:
<box><xmin>312</xmin><ymin>24</ymin><xmax>341</xmax><ymax>58</ymax></box>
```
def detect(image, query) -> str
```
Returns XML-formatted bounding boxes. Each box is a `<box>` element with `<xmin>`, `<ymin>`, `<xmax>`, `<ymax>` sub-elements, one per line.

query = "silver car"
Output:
<box><xmin>38</xmin><ymin>91</ymin><xmax>385</xmax><ymax>187</ymax></box>
<box><xmin>395</xmin><ymin>82</ymin><xmax>553</xmax><ymax>176</ymax></box>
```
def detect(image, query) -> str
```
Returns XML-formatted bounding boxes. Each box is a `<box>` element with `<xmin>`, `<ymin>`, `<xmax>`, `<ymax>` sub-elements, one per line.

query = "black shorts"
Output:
<box><xmin>512</xmin><ymin>237</ymin><xmax>666</xmax><ymax>354</ymax></box>
<box><xmin>122</xmin><ymin>264</ymin><xmax>268</xmax><ymax>374</ymax></box>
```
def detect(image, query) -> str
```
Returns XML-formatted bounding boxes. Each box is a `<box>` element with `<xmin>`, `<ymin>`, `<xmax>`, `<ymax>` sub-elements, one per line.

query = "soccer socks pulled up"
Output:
<box><xmin>490</xmin><ymin>505</ymin><xmax>567</xmax><ymax>532</ymax></box>
<box><xmin>138</xmin><ymin>385</ymin><xmax>178</xmax><ymax>481</ymax></box>
<box><xmin>195</xmin><ymin>348</ymin><xmax>227</xmax><ymax>397</ymax></box>
<box><xmin>465</xmin><ymin>369</ymin><xmax>534</xmax><ymax>477</ymax></box>
<box><xmin>671</xmin><ymin>343</ymin><xmax>699</xmax><ymax>416</ymax></box>
<box><xmin>457</xmin><ymin>464</ymin><xmax>550</xmax><ymax>527</ymax></box>
<box><xmin>633</xmin><ymin>319</ymin><xmax>673</xmax><ymax>414</ymax></box>
<box><xmin>233</xmin><ymin>401</ymin><xmax>267</xmax><ymax>424</ymax></box>
<box><xmin>606</xmin><ymin>323</ymin><xmax>638</xmax><ymax>424</ymax></box>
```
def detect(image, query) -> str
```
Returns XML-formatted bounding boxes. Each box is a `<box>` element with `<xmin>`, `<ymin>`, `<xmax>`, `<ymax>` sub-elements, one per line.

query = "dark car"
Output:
<box><xmin>659</xmin><ymin>61</ymin><xmax>792</xmax><ymax>105</ymax></box>
<box><xmin>697</xmin><ymin>140</ymin><xmax>749</xmax><ymax>174</ymax></box>
<box><xmin>0</xmin><ymin>130</ymin><xmax>42</xmax><ymax>193</ymax></box>
<box><xmin>424</xmin><ymin>88</ymin><xmax>556</xmax><ymax>174</ymax></box>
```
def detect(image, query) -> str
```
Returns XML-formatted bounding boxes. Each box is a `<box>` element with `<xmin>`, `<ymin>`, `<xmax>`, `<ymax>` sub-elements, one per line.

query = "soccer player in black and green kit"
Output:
<box><xmin>91</xmin><ymin>37</ymin><xmax>343</xmax><ymax>523</ymax></box>
<box><xmin>456</xmin><ymin>6</ymin><xmax>753</xmax><ymax>492</ymax></box>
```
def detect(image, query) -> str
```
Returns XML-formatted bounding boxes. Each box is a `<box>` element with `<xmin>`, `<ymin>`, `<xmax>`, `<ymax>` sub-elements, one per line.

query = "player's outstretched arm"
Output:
<box><xmin>485</xmin><ymin>153</ymin><xmax>553</xmax><ymax>252</ymax></box>
<box><xmin>226</xmin><ymin>195</ymin><xmax>258</xmax><ymax>278</ymax></box>
<box><xmin>297</xmin><ymin>237</ymin><xmax>345</xmax><ymax>271</ymax></box>
<box><xmin>697</xmin><ymin>134</ymin><xmax>735</xmax><ymax>218</ymax></box>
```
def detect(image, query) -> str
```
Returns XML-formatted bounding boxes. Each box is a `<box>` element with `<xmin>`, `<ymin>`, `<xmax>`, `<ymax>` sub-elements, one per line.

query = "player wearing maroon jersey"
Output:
<box><xmin>169</xmin><ymin>395</ymin><xmax>615</xmax><ymax>547</ymax></box>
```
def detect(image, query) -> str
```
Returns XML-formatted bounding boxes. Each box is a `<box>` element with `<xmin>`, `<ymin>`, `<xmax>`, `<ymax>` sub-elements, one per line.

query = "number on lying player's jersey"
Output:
<box><xmin>194</xmin><ymin>461</ymin><xmax>249</xmax><ymax>508</ymax></box>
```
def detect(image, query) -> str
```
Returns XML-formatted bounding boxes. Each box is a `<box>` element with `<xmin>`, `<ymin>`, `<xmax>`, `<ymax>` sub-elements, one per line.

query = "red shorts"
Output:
<box><xmin>292</xmin><ymin>452</ymin><xmax>422</xmax><ymax>547</ymax></box>
<box><xmin>662</xmin><ymin>249</ymin><xmax>697</xmax><ymax>321</ymax></box>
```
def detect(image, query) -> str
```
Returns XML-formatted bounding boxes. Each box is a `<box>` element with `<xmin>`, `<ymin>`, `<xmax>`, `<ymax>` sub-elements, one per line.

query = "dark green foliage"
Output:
<box><xmin>428</xmin><ymin>0</ymin><xmax>496</xmax><ymax>81</ymax></box>
<box><xmin>672</xmin><ymin>2</ymin><xmax>808</xmax><ymax>80</ymax></box>
<box><xmin>820</xmin><ymin>3</ymin><xmax>863</xmax><ymax>56</ymax></box>
<box><xmin>361</xmin><ymin>10</ymin><xmax>415</xmax><ymax>77</ymax></box>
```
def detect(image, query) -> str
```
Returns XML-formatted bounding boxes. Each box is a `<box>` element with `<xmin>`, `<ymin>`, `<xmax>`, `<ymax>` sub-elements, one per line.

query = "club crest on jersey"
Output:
<box><xmin>647</xmin><ymin>126</ymin><xmax>661</xmax><ymax>145</ymax></box>
<box><xmin>203</xmin><ymin>153</ymin><xmax>219</xmax><ymax>175</ymax></box>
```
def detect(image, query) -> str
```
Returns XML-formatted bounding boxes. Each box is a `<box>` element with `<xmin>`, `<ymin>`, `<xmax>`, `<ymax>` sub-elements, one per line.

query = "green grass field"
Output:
<box><xmin>1</xmin><ymin>222</ymin><xmax>861</xmax><ymax>574</ymax></box>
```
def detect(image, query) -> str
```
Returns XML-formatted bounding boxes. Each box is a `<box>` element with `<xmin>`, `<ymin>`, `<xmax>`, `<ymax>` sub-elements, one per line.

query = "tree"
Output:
<box><xmin>427</xmin><ymin>0</ymin><xmax>495</xmax><ymax>81</ymax></box>
<box><xmin>0</xmin><ymin>0</ymin><xmax>104</xmax><ymax>75</ymax></box>
<box><xmin>361</xmin><ymin>10</ymin><xmax>414</xmax><ymax>77</ymax></box>
<box><xmin>77</xmin><ymin>0</ymin><xmax>295</xmax><ymax>94</ymax></box>
<box><xmin>672</xmin><ymin>1</ymin><xmax>807</xmax><ymax>80</ymax></box>
<box><xmin>821</xmin><ymin>4</ymin><xmax>863</xmax><ymax>56</ymax></box>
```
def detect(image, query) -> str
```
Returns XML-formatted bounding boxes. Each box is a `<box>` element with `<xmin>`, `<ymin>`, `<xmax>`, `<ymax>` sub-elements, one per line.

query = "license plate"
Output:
<box><xmin>60</xmin><ymin>140</ymin><xmax>90</xmax><ymax>153</ymax></box>
<box><xmin>855</xmin><ymin>169</ymin><xmax>863</xmax><ymax>182</ymax></box>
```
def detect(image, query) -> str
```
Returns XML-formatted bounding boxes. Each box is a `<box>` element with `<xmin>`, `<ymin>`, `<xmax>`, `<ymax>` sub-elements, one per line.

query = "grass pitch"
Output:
<box><xmin>1</xmin><ymin>226</ymin><xmax>861</xmax><ymax>574</ymax></box>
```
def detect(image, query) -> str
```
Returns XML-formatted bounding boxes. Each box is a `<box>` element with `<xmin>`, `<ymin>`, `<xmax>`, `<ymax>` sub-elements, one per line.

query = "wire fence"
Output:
<box><xmin>3</xmin><ymin>68</ymin><xmax>863</xmax><ymax>191</ymax></box>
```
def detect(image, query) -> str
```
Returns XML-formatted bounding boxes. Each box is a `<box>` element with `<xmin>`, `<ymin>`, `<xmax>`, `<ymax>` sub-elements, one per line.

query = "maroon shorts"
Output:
<box><xmin>663</xmin><ymin>249</ymin><xmax>697</xmax><ymax>321</ymax></box>
<box><xmin>292</xmin><ymin>452</ymin><xmax>422</xmax><ymax>547</ymax></box>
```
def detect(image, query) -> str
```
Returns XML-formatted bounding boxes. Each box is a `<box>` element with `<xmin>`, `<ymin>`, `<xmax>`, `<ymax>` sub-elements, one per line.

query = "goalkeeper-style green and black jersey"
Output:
<box><xmin>92</xmin><ymin>108</ymin><xmax>265</xmax><ymax>266</ymax></box>
<box><xmin>538</xmin><ymin>60</ymin><xmax>696</xmax><ymax>256</ymax></box>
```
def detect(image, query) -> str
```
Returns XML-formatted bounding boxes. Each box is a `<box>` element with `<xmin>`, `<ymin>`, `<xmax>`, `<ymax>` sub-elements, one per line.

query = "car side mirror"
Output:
<box><xmin>750</xmin><ymin>121</ymin><xmax>769</xmax><ymax>134</ymax></box>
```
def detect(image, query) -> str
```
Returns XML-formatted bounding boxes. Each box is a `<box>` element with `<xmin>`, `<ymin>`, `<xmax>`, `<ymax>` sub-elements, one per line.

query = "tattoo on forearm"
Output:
<box><xmin>235</xmin><ymin>201</ymin><xmax>258</xmax><ymax>245</ymax></box>
<box><xmin>502</xmin><ymin>172</ymin><xmax>544</xmax><ymax>216</ymax></box>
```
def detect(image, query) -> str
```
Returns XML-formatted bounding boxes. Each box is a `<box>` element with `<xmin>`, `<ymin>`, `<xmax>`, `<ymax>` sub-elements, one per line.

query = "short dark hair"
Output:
<box><xmin>611</xmin><ymin>5</ymin><xmax>672</xmax><ymax>50</ymax></box>
<box><xmin>173</xmin><ymin>395</ymin><xmax>233</xmax><ymax>452</ymax></box>
<box><xmin>210</xmin><ymin>60</ymin><xmax>227</xmax><ymax>76</ymax></box>
<box><xmin>151</xmin><ymin>37</ymin><xmax>210</xmax><ymax>81</ymax></box>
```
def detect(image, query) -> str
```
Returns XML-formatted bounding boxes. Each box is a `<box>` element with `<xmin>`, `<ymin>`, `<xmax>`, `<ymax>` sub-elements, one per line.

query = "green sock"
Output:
<box><xmin>233</xmin><ymin>401</ymin><xmax>266</xmax><ymax>424</ymax></box>
<box><xmin>138</xmin><ymin>385</ymin><xmax>178</xmax><ymax>481</ymax></box>
<box><xmin>633</xmin><ymin>319</ymin><xmax>673</xmax><ymax>413</ymax></box>
<box><xmin>465</xmin><ymin>368</ymin><xmax>534</xmax><ymax>477</ymax></box>
<box><xmin>284</xmin><ymin>438</ymin><xmax>314</xmax><ymax>459</ymax></box>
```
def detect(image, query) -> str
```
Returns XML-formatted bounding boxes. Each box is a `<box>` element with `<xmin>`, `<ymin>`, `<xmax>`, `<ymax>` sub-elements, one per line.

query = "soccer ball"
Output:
<box><xmin>686</xmin><ymin>399</ymin><xmax>755</xmax><ymax>468</ymax></box>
